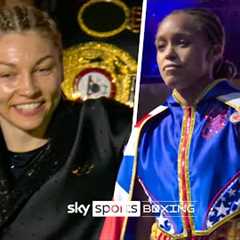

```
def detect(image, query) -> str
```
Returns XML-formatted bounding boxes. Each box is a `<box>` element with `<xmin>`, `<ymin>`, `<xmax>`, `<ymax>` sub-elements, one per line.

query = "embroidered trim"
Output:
<box><xmin>217</xmin><ymin>92</ymin><xmax>240</xmax><ymax>112</ymax></box>
<box><xmin>173</xmin><ymin>79</ymin><xmax>226</xmax><ymax>106</ymax></box>
<box><xmin>192</xmin><ymin>210</ymin><xmax>240</xmax><ymax>236</ymax></box>
<box><xmin>119</xmin><ymin>99</ymin><xmax>239</xmax><ymax>238</ymax></box>
<box><xmin>178</xmin><ymin>106</ymin><xmax>196</xmax><ymax>236</ymax></box>
<box><xmin>206</xmin><ymin>173</ymin><xmax>240</xmax><ymax>228</ymax></box>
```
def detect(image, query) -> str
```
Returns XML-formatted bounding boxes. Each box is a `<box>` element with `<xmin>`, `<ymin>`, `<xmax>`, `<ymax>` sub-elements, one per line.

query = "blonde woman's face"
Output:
<box><xmin>0</xmin><ymin>31</ymin><xmax>62</xmax><ymax>134</ymax></box>
<box><xmin>155</xmin><ymin>13</ymin><xmax>216</xmax><ymax>90</ymax></box>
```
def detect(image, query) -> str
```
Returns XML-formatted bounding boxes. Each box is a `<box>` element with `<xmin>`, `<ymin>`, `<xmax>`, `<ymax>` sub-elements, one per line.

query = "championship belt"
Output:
<box><xmin>61</xmin><ymin>42</ymin><xmax>137</xmax><ymax>107</ymax></box>
<box><xmin>77</xmin><ymin>0</ymin><xmax>141</xmax><ymax>38</ymax></box>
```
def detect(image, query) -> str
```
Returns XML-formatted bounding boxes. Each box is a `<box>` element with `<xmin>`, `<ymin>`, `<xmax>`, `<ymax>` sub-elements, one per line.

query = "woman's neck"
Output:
<box><xmin>0</xmin><ymin>119</ymin><xmax>49</xmax><ymax>153</ymax></box>
<box><xmin>174</xmin><ymin>76</ymin><xmax>215</xmax><ymax>106</ymax></box>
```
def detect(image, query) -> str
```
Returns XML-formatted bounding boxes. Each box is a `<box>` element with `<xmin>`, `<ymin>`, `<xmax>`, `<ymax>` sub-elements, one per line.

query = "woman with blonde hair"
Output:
<box><xmin>0</xmin><ymin>5</ymin><xmax>132</xmax><ymax>239</ymax></box>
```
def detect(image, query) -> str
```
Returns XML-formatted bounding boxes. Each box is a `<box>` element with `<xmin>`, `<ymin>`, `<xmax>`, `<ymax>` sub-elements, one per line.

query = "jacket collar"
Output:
<box><xmin>166</xmin><ymin>79</ymin><xmax>239</xmax><ymax>107</ymax></box>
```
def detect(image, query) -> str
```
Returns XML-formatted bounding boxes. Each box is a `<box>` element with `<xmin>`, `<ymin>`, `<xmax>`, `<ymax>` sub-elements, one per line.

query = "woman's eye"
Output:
<box><xmin>0</xmin><ymin>73</ymin><xmax>15</xmax><ymax>79</ymax></box>
<box><xmin>40</xmin><ymin>68</ymin><xmax>49</xmax><ymax>72</ymax></box>
<box><xmin>39</xmin><ymin>67</ymin><xmax>50</xmax><ymax>72</ymax></box>
<box><xmin>157</xmin><ymin>43</ymin><xmax>166</xmax><ymax>51</ymax></box>
<box><xmin>34</xmin><ymin>66</ymin><xmax>53</xmax><ymax>75</ymax></box>
<box><xmin>177</xmin><ymin>39</ymin><xmax>189</xmax><ymax>47</ymax></box>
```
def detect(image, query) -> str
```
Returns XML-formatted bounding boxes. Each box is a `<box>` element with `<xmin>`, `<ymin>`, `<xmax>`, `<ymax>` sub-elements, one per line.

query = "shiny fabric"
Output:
<box><xmin>137</xmin><ymin>80</ymin><xmax>240</xmax><ymax>238</ymax></box>
<box><xmin>0</xmin><ymin>98</ymin><xmax>132</xmax><ymax>240</ymax></box>
<box><xmin>101</xmin><ymin>80</ymin><xmax>240</xmax><ymax>239</ymax></box>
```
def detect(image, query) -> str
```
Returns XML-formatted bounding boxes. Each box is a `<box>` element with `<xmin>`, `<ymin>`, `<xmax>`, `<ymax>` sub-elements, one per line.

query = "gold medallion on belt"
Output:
<box><xmin>61</xmin><ymin>42</ymin><xmax>137</xmax><ymax>107</ymax></box>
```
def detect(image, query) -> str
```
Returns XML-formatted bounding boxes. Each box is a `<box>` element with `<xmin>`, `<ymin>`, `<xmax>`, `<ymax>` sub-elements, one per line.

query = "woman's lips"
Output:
<box><xmin>163</xmin><ymin>65</ymin><xmax>182</xmax><ymax>76</ymax></box>
<box><xmin>163</xmin><ymin>64</ymin><xmax>181</xmax><ymax>71</ymax></box>
<box><xmin>13</xmin><ymin>101</ymin><xmax>45</xmax><ymax>116</ymax></box>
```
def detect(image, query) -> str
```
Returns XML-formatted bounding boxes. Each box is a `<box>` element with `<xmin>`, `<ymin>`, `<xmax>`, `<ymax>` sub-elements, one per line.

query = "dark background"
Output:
<box><xmin>135</xmin><ymin>0</ymin><xmax>240</xmax><ymax>119</ymax></box>
<box><xmin>36</xmin><ymin>0</ymin><xmax>142</xmax><ymax>60</ymax></box>
<box><xmin>140</xmin><ymin>0</ymin><xmax>240</xmax><ymax>84</ymax></box>
<box><xmin>33</xmin><ymin>0</ymin><xmax>240</xmax><ymax>84</ymax></box>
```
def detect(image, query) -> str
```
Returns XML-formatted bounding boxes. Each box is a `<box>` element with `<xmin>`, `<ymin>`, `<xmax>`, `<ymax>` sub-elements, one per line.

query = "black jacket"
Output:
<box><xmin>0</xmin><ymin>98</ymin><xmax>132</xmax><ymax>240</ymax></box>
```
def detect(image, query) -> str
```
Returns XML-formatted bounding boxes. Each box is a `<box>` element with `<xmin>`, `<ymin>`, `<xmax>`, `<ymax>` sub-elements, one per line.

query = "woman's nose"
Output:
<box><xmin>164</xmin><ymin>45</ymin><xmax>177</xmax><ymax>60</ymax></box>
<box><xmin>17</xmin><ymin>73</ymin><xmax>39</xmax><ymax>97</ymax></box>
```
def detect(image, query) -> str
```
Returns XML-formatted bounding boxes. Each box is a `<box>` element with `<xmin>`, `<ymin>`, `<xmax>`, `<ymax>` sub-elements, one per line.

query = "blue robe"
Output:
<box><xmin>101</xmin><ymin>79</ymin><xmax>240</xmax><ymax>239</ymax></box>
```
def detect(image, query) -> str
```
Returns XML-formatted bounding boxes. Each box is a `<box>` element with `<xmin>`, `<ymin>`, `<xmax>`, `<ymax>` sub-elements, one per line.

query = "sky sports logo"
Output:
<box><xmin>67</xmin><ymin>201</ymin><xmax>197</xmax><ymax>217</ymax></box>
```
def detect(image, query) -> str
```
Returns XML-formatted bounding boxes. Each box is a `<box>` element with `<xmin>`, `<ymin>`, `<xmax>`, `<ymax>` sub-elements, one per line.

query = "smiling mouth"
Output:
<box><xmin>12</xmin><ymin>101</ymin><xmax>46</xmax><ymax>117</ymax></box>
<box><xmin>14</xmin><ymin>102</ymin><xmax>43</xmax><ymax>110</ymax></box>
